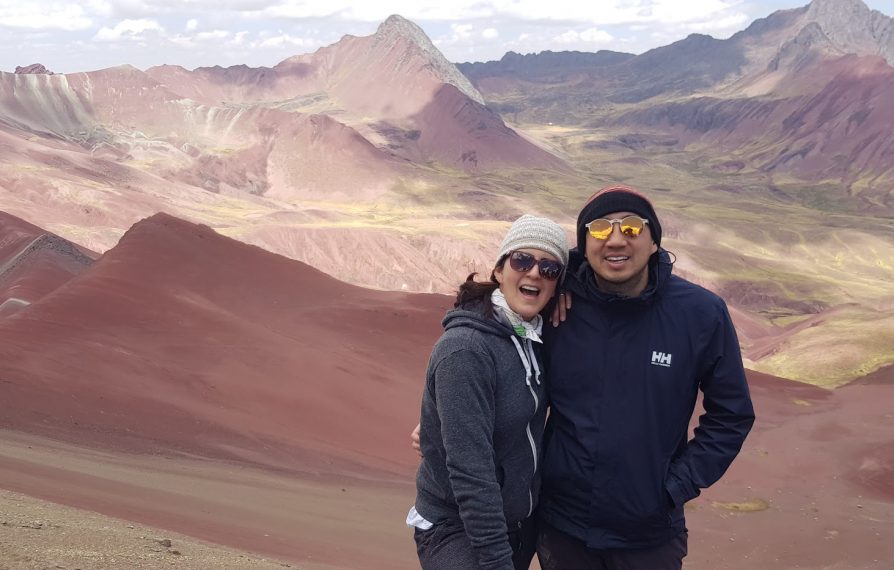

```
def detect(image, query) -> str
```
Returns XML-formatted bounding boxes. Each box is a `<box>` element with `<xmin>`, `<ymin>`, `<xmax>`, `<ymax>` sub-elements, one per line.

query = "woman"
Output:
<box><xmin>407</xmin><ymin>214</ymin><xmax>569</xmax><ymax>570</ymax></box>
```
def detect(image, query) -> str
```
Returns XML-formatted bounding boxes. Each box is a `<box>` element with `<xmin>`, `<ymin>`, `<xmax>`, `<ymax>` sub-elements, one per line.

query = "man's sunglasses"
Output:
<box><xmin>507</xmin><ymin>251</ymin><xmax>564</xmax><ymax>281</ymax></box>
<box><xmin>585</xmin><ymin>216</ymin><xmax>650</xmax><ymax>240</ymax></box>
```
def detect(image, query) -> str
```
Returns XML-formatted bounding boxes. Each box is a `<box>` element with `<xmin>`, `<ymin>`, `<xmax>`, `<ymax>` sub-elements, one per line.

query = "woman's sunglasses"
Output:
<box><xmin>585</xmin><ymin>216</ymin><xmax>649</xmax><ymax>240</ymax></box>
<box><xmin>507</xmin><ymin>251</ymin><xmax>564</xmax><ymax>281</ymax></box>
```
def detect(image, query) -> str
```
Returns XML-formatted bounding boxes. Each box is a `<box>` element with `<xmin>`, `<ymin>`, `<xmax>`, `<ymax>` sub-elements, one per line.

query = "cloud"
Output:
<box><xmin>259</xmin><ymin>0</ymin><xmax>744</xmax><ymax>26</ymax></box>
<box><xmin>263</xmin><ymin>1</ymin><xmax>343</xmax><ymax>19</ymax></box>
<box><xmin>186</xmin><ymin>18</ymin><xmax>198</xmax><ymax>31</ymax></box>
<box><xmin>495</xmin><ymin>0</ymin><xmax>745</xmax><ymax>26</ymax></box>
<box><xmin>196</xmin><ymin>30</ymin><xmax>231</xmax><ymax>40</ymax></box>
<box><xmin>94</xmin><ymin>18</ymin><xmax>164</xmax><ymax>41</ymax></box>
<box><xmin>450</xmin><ymin>23</ymin><xmax>474</xmax><ymax>40</ymax></box>
<box><xmin>435</xmin><ymin>22</ymin><xmax>506</xmax><ymax>51</ymax></box>
<box><xmin>252</xmin><ymin>32</ymin><xmax>319</xmax><ymax>49</ymax></box>
<box><xmin>685</xmin><ymin>12</ymin><xmax>750</xmax><ymax>34</ymax></box>
<box><xmin>170</xmin><ymin>29</ymin><xmax>231</xmax><ymax>47</ymax></box>
<box><xmin>101</xmin><ymin>0</ymin><xmax>272</xmax><ymax>18</ymax></box>
<box><xmin>0</xmin><ymin>1</ymin><xmax>93</xmax><ymax>30</ymax></box>
<box><xmin>553</xmin><ymin>28</ymin><xmax>614</xmax><ymax>45</ymax></box>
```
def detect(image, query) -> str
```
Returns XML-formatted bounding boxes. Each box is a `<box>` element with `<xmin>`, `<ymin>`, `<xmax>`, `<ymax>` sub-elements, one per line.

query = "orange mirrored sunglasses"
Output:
<box><xmin>585</xmin><ymin>216</ymin><xmax>649</xmax><ymax>240</ymax></box>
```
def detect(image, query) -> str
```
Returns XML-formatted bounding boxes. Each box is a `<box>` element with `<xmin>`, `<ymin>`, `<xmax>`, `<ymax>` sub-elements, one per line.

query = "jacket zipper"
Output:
<box><xmin>513</xmin><ymin>336</ymin><xmax>540</xmax><ymax>519</ymax></box>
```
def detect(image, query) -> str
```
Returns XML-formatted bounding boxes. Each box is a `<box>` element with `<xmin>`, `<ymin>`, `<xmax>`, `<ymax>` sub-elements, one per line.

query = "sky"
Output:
<box><xmin>1</xmin><ymin>0</ymin><xmax>893</xmax><ymax>73</ymax></box>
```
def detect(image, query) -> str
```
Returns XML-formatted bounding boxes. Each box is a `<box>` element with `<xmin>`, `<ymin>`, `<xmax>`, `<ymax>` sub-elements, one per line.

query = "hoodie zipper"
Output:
<box><xmin>511</xmin><ymin>336</ymin><xmax>540</xmax><ymax>519</ymax></box>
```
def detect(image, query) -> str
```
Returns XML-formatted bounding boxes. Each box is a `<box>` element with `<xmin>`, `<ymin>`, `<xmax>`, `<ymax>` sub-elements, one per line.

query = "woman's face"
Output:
<box><xmin>494</xmin><ymin>248</ymin><xmax>560</xmax><ymax>321</ymax></box>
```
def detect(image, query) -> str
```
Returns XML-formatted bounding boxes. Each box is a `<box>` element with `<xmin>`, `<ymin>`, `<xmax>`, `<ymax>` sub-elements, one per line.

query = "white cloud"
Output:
<box><xmin>103</xmin><ymin>0</ymin><xmax>272</xmax><ymax>17</ymax></box>
<box><xmin>0</xmin><ymin>2</ymin><xmax>93</xmax><ymax>30</ymax></box>
<box><xmin>263</xmin><ymin>1</ymin><xmax>342</xmax><ymax>19</ymax></box>
<box><xmin>197</xmin><ymin>29</ymin><xmax>230</xmax><ymax>40</ymax></box>
<box><xmin>278</xmin><ymin>0</ymin><xmax>745</xmax><ymax>26</ymax></box>
<box><xmin>436</xmin><ymin>22</ymin><xmax>506</xmax><ymax>53</ymax></box>
<box><xmin>186</xmin><ymin>18</ymin><xmax>198</xmax><ymax>31</ymax></box>
<box><xmin>451</xmin><ymin>23</ymin><xmax>473</xmax><ymax>39</ymax></box>
<box><xmin>170</xmin><ymin>29</ymin><xmax>230</xmax><ymax>47</ymax></box>
<box><xmin>685</xmin><ymin>12</ymin><xmax>750</xmax><ymax>35</ymax></box>
<box><xmin>340</xmin><ymin>1</ymin><xmax>492</xmax><ymax>21</ymax></box>
<box><xmin>495</xmin><ymin>0</ymin><xmax>744</xmax><ymax>26</ymax></box>
<box><xmin>553</xmin><ymin>28</ymin><xmax>614</xmax><ymax>45</ymax></box>
<box><xmin>94</xmin><ymin>18</ymin><xmax>164</xmax><ymax>41</ymax></box>
<box><xmin>253</xmin><ymin>32</ymin><xmax>318</xmax><ymax>49</ymax></box>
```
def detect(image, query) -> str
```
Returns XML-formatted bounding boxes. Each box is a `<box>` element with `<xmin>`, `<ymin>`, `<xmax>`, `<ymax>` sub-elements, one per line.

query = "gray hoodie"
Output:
<box><xmin>414</xmin><ymin>304</ymin><xmax>547</xmax><ymax>570</ymax></box>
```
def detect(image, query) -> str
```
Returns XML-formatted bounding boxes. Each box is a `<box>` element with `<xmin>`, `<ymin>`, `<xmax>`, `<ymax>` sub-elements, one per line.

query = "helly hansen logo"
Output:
<box><xmin>651</xmin><ymin>351</ymin><xmax>672</xmax><ymax>367</ymax></box>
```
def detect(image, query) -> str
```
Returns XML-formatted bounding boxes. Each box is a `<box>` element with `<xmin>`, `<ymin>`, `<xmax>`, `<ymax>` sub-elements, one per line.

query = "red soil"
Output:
<box><xmin>413</xmin><ymin>84</ymin><xmax>568</xmax><ymax>171</ymax></box>
<box><xmin>0</xmin><ymin>212</ymin><xmax>95</xmax><ymax>316</ymax></box>
<box><xmin>687</xmin><ymin>372</ymin><xmax>894</xmax><ymax>569</ymax></box>
<box><xmin>0</xmin><ymin>211</ymin><xmax>450</xmax><ymax>479</ymax></box>
<box><xmin>1</xmin><ymin>212</ymin><xmax>892</xmax><ymax>569</ymax></box>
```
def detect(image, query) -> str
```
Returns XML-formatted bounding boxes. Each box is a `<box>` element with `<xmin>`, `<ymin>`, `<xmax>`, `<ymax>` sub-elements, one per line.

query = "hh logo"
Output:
<box><xmin>651</xmin><ymin>351</ymin><xmax>672</xmax><ymax>367</ymax></box>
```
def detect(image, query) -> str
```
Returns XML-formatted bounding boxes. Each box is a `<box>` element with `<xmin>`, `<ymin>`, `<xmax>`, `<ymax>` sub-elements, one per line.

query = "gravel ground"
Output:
<box><xmin>0</xmin><ymin>489</ymin><xmax>295</xmax><ymax>570</ymax></box>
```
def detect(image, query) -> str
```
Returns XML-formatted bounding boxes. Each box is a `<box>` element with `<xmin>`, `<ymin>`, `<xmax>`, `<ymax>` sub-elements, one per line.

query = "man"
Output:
<box><xmin>537</xmin><ymin>184</ymin><xmax>755</xmax><ymax>569</ymax></box>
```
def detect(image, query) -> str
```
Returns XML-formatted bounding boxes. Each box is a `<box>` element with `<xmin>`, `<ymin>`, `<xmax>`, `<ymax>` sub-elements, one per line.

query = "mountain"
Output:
<box><xmin>454</xmin><ymin>0</ymin><xmax>894</xmax><ymax>385</ymax></box>
<box><xmin>3</xmin><ymin>213</ymin><xmax>893</xmax><ymax>569</ymax></box>
<box><xmin>461</xmin><ymin>0</ymin><xmax>894</xmax><ymax>106</ymax></box>
<box><xmin>459</xmin><ymin>0</ymin><xmax>894</xmax><ymax>206</ymax></box>
<box><xmin>0</xmin><ymin>212</ymin><xmax>448</xmax><ymax>476</ymax></box>
<box><xmin>1</xmin><ymin>5</ymin><xmax>893</xmax><ymax>386</ymax></box>
<box><xmin>144</xmin><ymin>15</ymin><xmax>563</xmax><ymax>172</ymax></box>
<box><xmin>0</xmin><ymin>212</ymin><xmax>95</xmax><ymax>317</ymax></box>
<box><xmin>0</xmin><ymin>14</ymin><xmax>570</xmax><ymax>296</ymax></box>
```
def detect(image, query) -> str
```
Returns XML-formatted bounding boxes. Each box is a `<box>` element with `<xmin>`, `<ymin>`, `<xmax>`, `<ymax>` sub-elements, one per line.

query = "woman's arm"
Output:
<box><xmin>432</xmin><ymin>349</ymin><xmax>515</xmax><ymax>570</ymax></box>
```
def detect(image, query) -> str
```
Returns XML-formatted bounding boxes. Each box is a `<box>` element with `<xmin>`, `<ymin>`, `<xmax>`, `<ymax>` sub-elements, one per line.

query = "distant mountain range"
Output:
<box><xmin>1</xmin><ymin>0</ymin><xmax>892</xmax><ymax>385</ymax></box>
<box><xmin>459</xmin><ymin>0</ymin><xmax>894</xmax><ymax>205</ymax></box>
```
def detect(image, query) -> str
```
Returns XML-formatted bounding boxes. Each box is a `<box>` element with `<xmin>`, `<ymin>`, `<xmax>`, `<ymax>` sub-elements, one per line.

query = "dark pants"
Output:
<box><xmin>537</xmin><ymin>521</ymin><xmax>688</xmax><ymax>570</ymax></box>
<box><xmin>414</xmin><ymin>517</ymin><xmax>537</xmax><ymax>570</ymax></box>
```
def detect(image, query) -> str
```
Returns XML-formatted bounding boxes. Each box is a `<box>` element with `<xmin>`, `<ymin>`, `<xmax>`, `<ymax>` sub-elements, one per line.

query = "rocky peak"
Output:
<box><xmin>373</xmin><ymin>14</ymin><xmax>484</xmax><ymax>105</ymax></box>
<box><xmin>15</xmin><ymin>63</ymin><xmax>53</xmax><ymax>74</ymax></box>
<box><xmin>768</xmin><ymin>22</ymin><xmax>834</xmax><ymax>71</ymax></box>
<box><xmin>802</xmin><ymin>0</ymin><xmax>894</xmax><ymax>64</ymax></box>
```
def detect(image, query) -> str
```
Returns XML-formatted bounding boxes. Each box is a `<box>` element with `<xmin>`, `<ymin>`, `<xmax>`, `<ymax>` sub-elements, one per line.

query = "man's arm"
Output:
<box><xmin>665</xmin><ymin>302</ymin><xmax>755</xmax><ymax>507</ymax></box>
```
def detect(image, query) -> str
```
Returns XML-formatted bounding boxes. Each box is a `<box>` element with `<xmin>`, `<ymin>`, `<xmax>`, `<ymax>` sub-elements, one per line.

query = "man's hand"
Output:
<box><xmin>411</xmin><ymin>423</ymin><xmax>422</xmax><ymax>458</ymax></box>
<box><xmin>551</xmin><ymin>291</ymin><xmax>572</xmax><ymax>327</ymax></box>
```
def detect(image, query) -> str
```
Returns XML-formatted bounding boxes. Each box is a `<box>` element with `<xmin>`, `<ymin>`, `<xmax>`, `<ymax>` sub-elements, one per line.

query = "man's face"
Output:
<box><xmin>583</xmin><ymin>210</ymin><xmax>658</xmax><ymax>297</ymax></box>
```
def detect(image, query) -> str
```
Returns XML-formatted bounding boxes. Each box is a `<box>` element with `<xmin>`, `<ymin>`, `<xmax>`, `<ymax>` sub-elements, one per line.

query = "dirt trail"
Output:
<box><xmin>0</xmin><ymin>432</ymin><xmax>418</xmax><ymax>570</ymax></box>
<box><xmin>0</xmin><ymin>488</ymin><xmax>296</xmax><ymax>570</ymax></box>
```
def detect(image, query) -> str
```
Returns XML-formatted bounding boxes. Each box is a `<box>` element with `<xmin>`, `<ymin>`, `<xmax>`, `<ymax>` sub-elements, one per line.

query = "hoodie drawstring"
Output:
<box><xmin>510</xmin><ymin>335</ymin><xmax>541</xmax><ymax>386</ymax></box>
<box><xmin>512</xmin><ymin>335</ymin><xmax>540</xmax><ymax>518</ymax></box>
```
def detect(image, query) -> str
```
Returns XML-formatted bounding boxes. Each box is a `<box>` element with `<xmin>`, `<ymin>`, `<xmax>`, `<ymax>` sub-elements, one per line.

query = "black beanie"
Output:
<box><xmin>576</xmin><ymin>185</ymin><xmax>662</xmax><ymax>252</ymax></box>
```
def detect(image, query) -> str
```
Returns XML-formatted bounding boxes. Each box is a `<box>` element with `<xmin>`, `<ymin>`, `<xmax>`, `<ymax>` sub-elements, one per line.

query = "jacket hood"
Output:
<box><xmin>442</xmin><ymin>302</ymin><xmax>516</xmax><ymax>337</ymax></box>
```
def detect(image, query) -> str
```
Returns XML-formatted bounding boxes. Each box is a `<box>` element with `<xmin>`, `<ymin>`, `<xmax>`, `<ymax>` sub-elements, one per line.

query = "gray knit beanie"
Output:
<box><xmin>497</xmin><ymin>215</ymin><xmax>569</xmax><ymax>269</ymax></box>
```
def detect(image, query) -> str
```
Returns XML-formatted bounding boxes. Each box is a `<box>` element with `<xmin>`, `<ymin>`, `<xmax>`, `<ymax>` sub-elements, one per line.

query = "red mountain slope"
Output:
<box><xmin>0</xmin><ymin>212</ymin><xmax>449</xmax><ymax>478</ymax></box>
<box><xmin>0</xmin><ymin>211</ymin><xmax>95</xmax><ymax>317</ymax></box>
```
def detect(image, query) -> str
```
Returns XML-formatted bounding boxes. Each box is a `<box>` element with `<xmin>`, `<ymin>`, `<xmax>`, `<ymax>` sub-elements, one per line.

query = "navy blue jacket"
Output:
<box><xmin>540</xmin><ymin>250</ymin><xmax>755</xmax><ymax>549</ymax></box>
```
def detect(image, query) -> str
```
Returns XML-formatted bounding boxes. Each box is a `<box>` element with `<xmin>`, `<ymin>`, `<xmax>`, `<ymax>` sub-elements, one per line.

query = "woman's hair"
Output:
<box><xmin>454</xmin><ymin>261</ymin><xmax>503</xmax><ymax>317</ymax></box>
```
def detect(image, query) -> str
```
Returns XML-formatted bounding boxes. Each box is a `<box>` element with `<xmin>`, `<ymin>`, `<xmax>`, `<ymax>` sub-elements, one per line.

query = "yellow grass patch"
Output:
<box><xmin>712</xmin><ymin>498</ymin><xmax>769</xmax><ymax>512</ymax></box>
